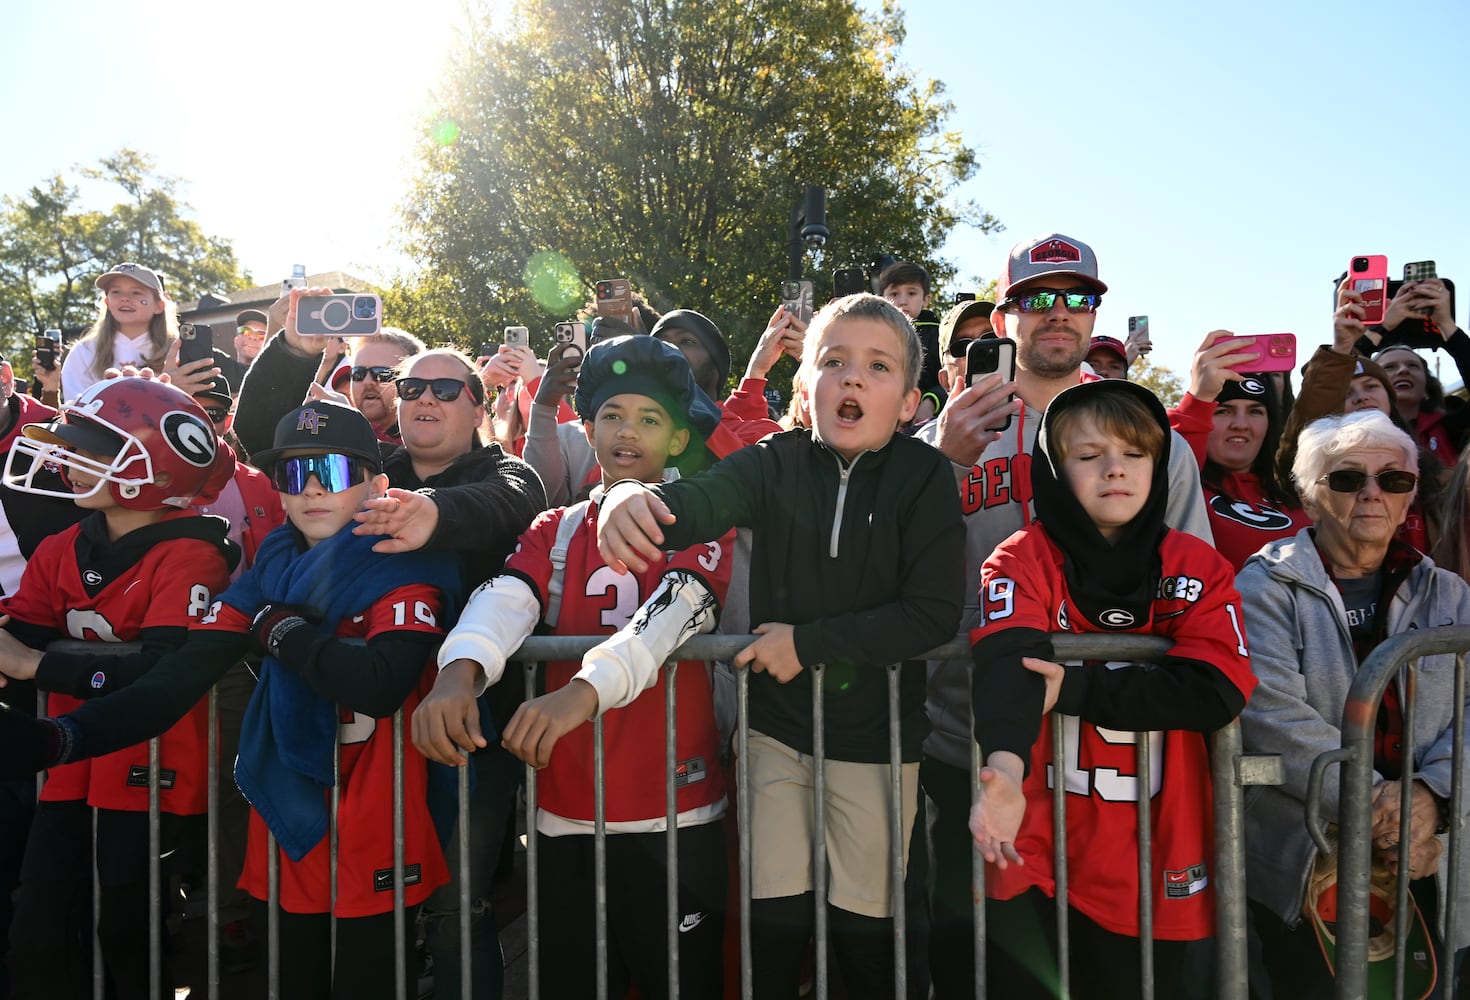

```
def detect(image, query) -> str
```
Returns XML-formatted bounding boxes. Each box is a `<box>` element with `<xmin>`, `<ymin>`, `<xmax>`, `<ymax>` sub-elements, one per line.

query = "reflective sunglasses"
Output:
<box><xmin>1006</xmin><ymin>289</ymin><xmax>1102</xmax><ymax>314</ymax></box>
<box><xmin>350</xmin><ymin>365</ymin><xmax>398</xmax><ymax>383</ymax></box>
<box><xmin>270</xmin><ymin>453</ymin><xmax>374</xmax><ymax>494</ymax></box>
<box><xmin>396</xmin><ymin>376</ymin><xmax>481</xmax><ymax>404</ymax></box>
<box><xmin>237</xmin><ymin>326</ymin><xmax>266</xmax><ymax>339</ymax></box>
<box><xmin>948</xmin><ymin>338</ymin><xmax>977</xmax><ymax>359</ymax></box>
<box><xmin>1319</xmin><ymin>469</ymin><xmax>1418</xmax><ymax>494</ymax></box>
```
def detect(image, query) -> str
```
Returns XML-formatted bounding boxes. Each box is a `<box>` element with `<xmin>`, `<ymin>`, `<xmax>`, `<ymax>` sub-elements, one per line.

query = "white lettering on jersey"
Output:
<box><xmin>391</xmin><ymin>600</ymin><xmax>437</xmax><ymax>628</ymax></box>
<box><xmin>585</xmin><ymin>565</ymin><xmax>639</xmax><ymax>630</ymax></box>
<box><xmin>187</xmin><ymin>584</ymin><xmax>211</xmax><ymax>619</ymax></box>
<box><xmin>65</xmin><ymin>608</ymin><xmax>120</xmax><ymax>643</ymax></box>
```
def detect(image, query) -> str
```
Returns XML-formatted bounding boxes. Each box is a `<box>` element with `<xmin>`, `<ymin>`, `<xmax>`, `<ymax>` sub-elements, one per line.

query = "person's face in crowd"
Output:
<box><xmin>0</xmin><ymin>359</ymin><xmax>14</xmax><ymax>399</ymax></box>
<box><xmin>882</xmin><ymin>282</ymin><xmax>928</xmax><ymax>321</ymax></box>
<box><xmin>1308</xmin><ymin>447</ymin><xmax>1416</xmax><ymax>559</ymax></box>
<box><xmin>194</xmin><ymin>396</ymin><xmax>233</xmax><ymax>437</ymax></box>
<box><xmin>584</xmin><ymin>392</ymin><xmax>688</xmax><ymax>487</ymax></box>
<box><xmin>1208</xmin><ymin>399</ymin><xmax>1268</xmax><ymax>474</ymax></box>
<box><xmin>235</xmin><ymin>322</ymin><xmax>267</xmax><ymax>363</ymax></box>
<box><xmin>351</xmin><ymin>342</ymin><xmax>405</xmax><ymax>428</ymax></box>
<box><xmin>1085</xmin><ymin>348</ymin><xmax>1127</xmax><ymax>380</ymax></box>
<box><xmin>1345</xmin><ymin>374</ymin><xmax>1392</xmax><ymax>416</ymax></box>
<box><xmin>105</xmin><ymin>277</ymin><xmax>165</xmax><ymax>336</ymax></box>
<box><xmin>938</xmin><ymin>317</ymin><xmax>992</xmax><ymax>393</ymax></box>
<box><xmin>1057</xmin><ymin>424</ymin><xmax>1154</xmax><ymax>542</ymax></box>
<box><xmin>653</xmin><ymin>325</ymin><xmax>720</xmax><ymax>398</ymax></box>
<box><xmin>397</xmin><ymin>355</ymin><xmax>483</xmax><ymax>464</ymax></box>
<box><xmin>276</xmin><ymin>450</ymin><xmax>387</xmax><ymax>548</ymax></box>
<box><xmin>63</xmin><ymin>447</ymin><xmax>129</xmax><ymax>511</ymax></box>
<box><xmin>1377</xmin><ymin>349</ymin><xmax>1428</xmax><ymax>410</ymax></box>
<box><xmin>807</xmin><ymin>316</ymin><xmax>919</xmax><ymax>462</ymax></box>
<box><xmin>998</xmin><ymin>279</ymin><xmax>1096</xmax><ymax>379</ymax></box>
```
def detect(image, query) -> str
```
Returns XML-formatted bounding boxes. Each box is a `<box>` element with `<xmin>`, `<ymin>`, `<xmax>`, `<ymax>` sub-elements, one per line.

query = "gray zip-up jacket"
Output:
<box><xmin>918</xmin><ymin>395</ymin><xmax>1214</xmax><ymax>769</ymax></box>
<box><xmin>1237</xmin><ymin>529</ymin><xmax>1470</xmax><ymax>946</ymax></box>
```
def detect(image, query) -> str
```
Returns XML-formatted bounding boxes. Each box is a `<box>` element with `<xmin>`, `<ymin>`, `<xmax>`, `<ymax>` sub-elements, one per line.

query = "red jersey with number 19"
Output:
<box><xmin>972</xmin><ymin>525</ymin><xmax>1256</xmax><ymax>941</ymax></box>
<box><xmin>504</xmin><ymin>502</ymin><xmax>733</xmax><ymax>825</ymax></box>
<box><xmin>0</xmin><ymin>516</ymin><xmax>230</xmax><ymax>812</ymax></box>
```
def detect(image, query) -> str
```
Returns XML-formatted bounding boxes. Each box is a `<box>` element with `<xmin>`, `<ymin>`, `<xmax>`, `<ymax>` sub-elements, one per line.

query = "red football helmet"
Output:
<box><xmin>4</xmin><ymin>377</ymin><xmax>226</xmax><ymax>511</ymax></box>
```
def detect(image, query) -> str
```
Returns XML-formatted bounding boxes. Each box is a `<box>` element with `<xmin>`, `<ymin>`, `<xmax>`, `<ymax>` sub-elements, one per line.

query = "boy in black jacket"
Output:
<box><xmin>597</xmin><ymin>293</ymin><xmax>965</xmax><ymax>998</ymax></box>
<box><xmin>879</xmin><ymin>260</ymin><xmax>943</xmax><ymax>425</ymax></box>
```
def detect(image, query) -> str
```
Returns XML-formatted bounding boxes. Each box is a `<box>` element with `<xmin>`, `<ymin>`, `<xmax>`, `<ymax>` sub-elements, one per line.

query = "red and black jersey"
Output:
<box><xmin>0</xmin><ymin>514</ymin><xmax>229</xmax><ymax>811</ymax></box>
<box><xmin>973</xmin><ymin>526</ymin><xmax>1256</xmax><ymax>941</ymax></box>
<box><xmin>504</xmin><ymin>502</ymin><xmax>733</xmax><ymax>823</ymax></box>
<box><xmin>203</xmin><ymin>584</ymin><xmax>450</xmax><ymax>916</ymax></box>
<box><xmin>1203</xmin><ymin>471</ymin><xmax>1312</xmax><ymax>572</ymax></box>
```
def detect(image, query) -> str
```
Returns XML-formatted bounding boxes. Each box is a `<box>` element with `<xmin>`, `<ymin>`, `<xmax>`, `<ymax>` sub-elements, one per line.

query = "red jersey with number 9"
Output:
<box><xmin>0</xmin><ymin>517</ymin><xmax>229</xmax><ymax>812</ymax></box>
<box><xmin>503</xmin><ymin>501</ymin><xmax>733</xmax><ymax>824</ymax></box>
<box><xmin>972</xmin><ymin>525</ymin><xmax>1256</xmax><ymax>941</ymax></box>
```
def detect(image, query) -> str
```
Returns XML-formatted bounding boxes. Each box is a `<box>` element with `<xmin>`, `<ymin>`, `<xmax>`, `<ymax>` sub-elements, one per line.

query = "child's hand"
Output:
<box><xmin>1021</xmin><ymin>656</ymin><xmax>1066</xmax><ymax>715</ymax></box>
<box><xmin>597</xmin><ymin>484</ymin><xmax>675</xmax><ymax>574</ymax></box>
<box><xmin>501</xmin><ymin>679</ymin><xmax>600</xmax><ymax>768</ymax></box>
<box><xmin>354</xmin><ymin>488</ymin><xmax>439</xmax><ymax>553</ymax></box>
<box><xmin>411</xmin><ymin>659</ymin><xmax>488</xmax><ymax>765</ymax></box>
<box><xmin>0</xmin><ymin>616</ymin><xmax>41</xmax><ymax>686</ymax></box>
<box><xmin>969</xmin><ymin>751</ymin><xmax>1026</xmax><ymax>869</ymax></box>
<box><xmin>734</xmin><ymin>623</ymin><xmax>802</xmax><ymax>683</ymax></box>
<box><xmin>532</xmin><ymin>345</ymin><xmax>580</xmax><ymax>405</ymax></box>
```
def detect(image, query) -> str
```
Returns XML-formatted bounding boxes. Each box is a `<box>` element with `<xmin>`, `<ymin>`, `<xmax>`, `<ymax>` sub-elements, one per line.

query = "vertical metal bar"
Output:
<box><xmin>594</xmin><ymin>713</ymin><xmax>609</xmax><ymax>1000</ymax></box>
<box><xmin>1393</xmin><ymin>662</ymin><xmax>1418</xmax><ymax>1000</ymax></box>
<box><xmin>525</xmin><ymin>662</ymin><xmax>540</xmax><ymax>1000</ymax></box>
<box><xmin>35</xmin><ymin>690</ymin><xmax>45</xmax><ymax>800</ymax></box>
<box><xmin>666</xmin><ymin>663</ymin><xmax>681</xmax><ymax>999</ymax></box>
<box><xmin>93</xmin><ymin>806</ymin><xmax>103</xmax><ymax>1000</ymax></box>
<box><xmin>737</xmin><ymin>664</ymin><xmax>753</xmax><ymax>1000</ymax></box>
<box><xmin>393</xmin><ymin>710</ymin><xmax>407</xmax><ymax>1000</ymax></box>
<box><xmin>1210</xmin><ymin>723</ymin><xmax>1248</xmax><ymax>1000</ymax></box>
<box><xmin>1051</xmin><ymin>715</ymin><xmax>1069</xmax><ymax>1000</ymax></box>
<box><xmin>458</xmin><ymin>758</ymin><xmax>473</xmax><ymax>1000</ymax></box>
<box><xmin>1446</xmin><ymin>654</ymin><xmax>1465</xmax><ymax>992</ymax></box>
<box><xmin>330</xmin><ymin>726</ymin><xmax>341</xmax><ymax>972</ymax></box>
<box><xmin>148</xmin><ymin>737</ymin><xmax>162</xmax><ymax>1000</ymax></box>
<box><xmin>812</xmin><ymin>664</ymin><xmax>828</xmax><ymax>999</ymax></box>
<box><xmin>207</xmin><ymin>686</ymin><xmax>220</xmax><ymax>999</ymax></box>
<box><xmin>267</xmin><ymin>829</ymin><xmax>280</xmax><ymax>1000</ymax></box>
<box><xmin>1135</xmin><ymin>731</ymin><xmax>1154</xmax><ymax>1000</ymax></box>
<box><xmin>1335</xmin><ymin>690</ymin><xmax>1376</xmax><ymax>998</ymax></box>
<box><xmin>887</xmin><ymin>664</ymin><xmax>906</xmax><ymax>997</ymax></box>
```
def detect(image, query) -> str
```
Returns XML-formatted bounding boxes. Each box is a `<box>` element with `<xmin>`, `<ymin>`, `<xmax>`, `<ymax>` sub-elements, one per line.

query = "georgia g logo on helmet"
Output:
<box><xmin>161</xmin><ymin>411</ymin><xmax>217</xmax><ymax>467</ymax></box>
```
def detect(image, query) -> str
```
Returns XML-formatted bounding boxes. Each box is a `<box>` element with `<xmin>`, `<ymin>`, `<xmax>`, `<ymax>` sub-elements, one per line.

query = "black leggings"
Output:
<box><xmin>248</xmin><ymin>901</ymin><xmax>421</xmax><ymax>1000</ymax></box>
<box><xmin>750</xmin><ymin>892</ymin><xmax>902</xmax><ymax>1000</ymax></box>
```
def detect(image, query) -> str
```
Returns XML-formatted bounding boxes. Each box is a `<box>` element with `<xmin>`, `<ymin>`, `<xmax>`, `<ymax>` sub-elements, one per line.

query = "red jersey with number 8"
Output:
<box><xmin>972</xmin><ymin>526</ymin><xmax>1256</xmax><ymax>941</ymax></box>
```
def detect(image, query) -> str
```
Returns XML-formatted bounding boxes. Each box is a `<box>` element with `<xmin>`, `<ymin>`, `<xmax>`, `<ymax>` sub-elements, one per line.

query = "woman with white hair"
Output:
<box><xmin>1238</xmin><ymin>409</ymin><xmax>1470</xmax><ymax>996</ymax></box>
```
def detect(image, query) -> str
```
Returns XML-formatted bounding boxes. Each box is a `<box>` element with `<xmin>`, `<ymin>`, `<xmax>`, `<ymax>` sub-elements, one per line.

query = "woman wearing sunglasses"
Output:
<box><xmin>1238</xmin><ymin>409</ymin><xmax>1470</xmax><ymax>997</ymax></box>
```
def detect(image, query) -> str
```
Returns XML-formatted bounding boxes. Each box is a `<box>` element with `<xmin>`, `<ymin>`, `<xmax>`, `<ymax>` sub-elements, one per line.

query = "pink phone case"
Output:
<box><xmin>1220</xmin><ymin>334</ymin><xmax>1296</xmax><ymax>373</ymax></box>
<box><xmin>1348</xmin><ymin>255</ymin><xmax>1389</xmax><ymax>325</ymax></box>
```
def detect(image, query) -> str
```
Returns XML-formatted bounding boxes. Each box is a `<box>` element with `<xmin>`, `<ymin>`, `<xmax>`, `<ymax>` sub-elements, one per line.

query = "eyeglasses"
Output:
<box><xmin>948</xmin><ymin>339</ymin><xmax>977</xmax><ymax>359</ymax></box>
<box><xmin>202</xmin><ymin>406</ymin><xmax>230</xmax><ymax>423</ymax></box>
<box><xmin>270</xmin><ymin>454</ymin><xmax>374</xmax><ymax>494</ymax></box>
<box><xmin>1319</xmin><ymin>469</ymin><xmax>1418</xmax><ymax>494</ymax></box>
<box><xmin>237</xmin><ymin>327</ymin><xmax>266</xmax><ymax>340</ymax></box>
<box><xmin>396</xmin><ymin>376</ymin><xmax>481</xmax><ymax>404</ymax></box>
<box><xmin>350</xmin><ymin>365</ymin><xmax>397</xmax><ymax>383</ymax></box>
<box><xmin>1005</xmin><ymin>289</ymin><xmax>1102</xmax><ymax>314</ymax></box>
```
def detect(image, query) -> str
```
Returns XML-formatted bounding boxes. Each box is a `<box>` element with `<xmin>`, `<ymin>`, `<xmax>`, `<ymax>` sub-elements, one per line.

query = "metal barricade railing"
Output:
<box><xmin>30</xmin><ymin>631</ymin><xmax>1272</xmax><ymax>999</ymax></box>
<box><xmin>1308</xmin><ymin>625</ymin><xmax>1470</xmax><ymax>1000</ymax></box>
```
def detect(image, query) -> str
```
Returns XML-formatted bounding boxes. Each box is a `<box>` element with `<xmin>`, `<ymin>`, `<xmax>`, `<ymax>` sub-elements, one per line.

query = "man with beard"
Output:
<box><xmin>347</xmin><ymin>329</ymin><xmax>422</xmax><ymax>446</ymax></box>
<box><xmin>915</xmin><ymin>233</ymin><xmax>1214</xmax><ymax>996</ymax></box>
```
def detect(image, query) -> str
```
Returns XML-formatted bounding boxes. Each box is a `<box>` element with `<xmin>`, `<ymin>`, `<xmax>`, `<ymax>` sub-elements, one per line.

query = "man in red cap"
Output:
<box><xmin>1085</xmin><ymin>334</ymin><xmax>1129</xmax><ymax>380</ymax></box>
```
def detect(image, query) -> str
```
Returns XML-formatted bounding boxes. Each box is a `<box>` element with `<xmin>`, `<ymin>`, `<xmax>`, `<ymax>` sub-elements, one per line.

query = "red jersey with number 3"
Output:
<box><xmin>504</xmin><ymin>502</ymin><xmax>733</xmax><ymax>824</ymax></box>
<box><xmin>972</xmin><ymin>526</ymin><xmax>1256</xmax><ymax>941</ymax></box>
<box><xmin>0</xmin><ymin>519</ymin><xmax>229</xmax><ymax>812</ymax></box>
<box><xmin>202</xmin><ymin>584</ymin><xmax>451</xmax><ymax>916</ymax></box>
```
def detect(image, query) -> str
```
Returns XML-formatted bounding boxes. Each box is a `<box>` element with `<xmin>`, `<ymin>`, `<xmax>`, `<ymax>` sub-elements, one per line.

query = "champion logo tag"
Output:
<box><xmin>83</xmin><ymin>569</ymin><xmax>103</xmax><ymax>586</ymax></box>
<box><xmin>90</xmin><ymin>671</ymin><xmax>106</xmax><ymax>689</ymax></box>
<box><xmin>1030</xmin><ymin>239</ymin><xmax>1081</xmax><ymax>264</ymax></box>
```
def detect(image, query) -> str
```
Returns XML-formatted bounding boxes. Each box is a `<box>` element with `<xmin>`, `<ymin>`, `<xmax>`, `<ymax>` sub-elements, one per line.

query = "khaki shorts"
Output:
<box><xmin>746</xmin><ymin>732</ymin><xmax>919</xmax><ymax>918</ymax></box>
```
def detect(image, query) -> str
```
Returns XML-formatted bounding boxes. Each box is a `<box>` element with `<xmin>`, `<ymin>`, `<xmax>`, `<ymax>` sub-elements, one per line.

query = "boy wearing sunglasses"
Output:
<box><xmin>414</xmin><ymin>335</ymin><xmax>734</xmax><ymax>998</ymax></box>
<box><xmin>0</xmin><ymin>399</ymin><xmax>466</xmax><ymax>999</ymax></box>
<box><xmin>917</xmin><ymin>233</ymin><xmax>1215</xmax><ymax>995</ymax></box>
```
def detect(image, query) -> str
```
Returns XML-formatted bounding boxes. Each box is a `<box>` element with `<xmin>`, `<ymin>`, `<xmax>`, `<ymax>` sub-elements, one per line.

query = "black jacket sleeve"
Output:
<box><xmin>971</xmin><ymin>627</ymin><xmax>1055</xmax><ymax>775</ymax></box>
<box><xmin>35</xmin><ymin>626</ymin><xmax>188</xmax><ymax>699</ymax></box>
<box><xmin>234</xmin><ymin>333</ymin><xmax>324</xmax><ymax>460</ymax></box>
<box><xmin>272</xmin><ymin>625</ymin><xmax>440</xmax><ymax>719</ymax></box>
<box><xmin>425</xmin><ymin>447</ymin><xmax>548</xmax><ymax>584</ymax></box>
<box><xmin>1053</xmin><ymin>655</ymin><xmax>1247</xmax><ymax>733</ymax></box>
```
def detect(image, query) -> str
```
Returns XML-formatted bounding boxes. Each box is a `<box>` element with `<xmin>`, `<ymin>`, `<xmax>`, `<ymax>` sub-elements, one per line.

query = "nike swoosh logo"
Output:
<box><xmin>678</xmin><ymin>912</ymin><xmax>706</xmax><ymax>933</ymax></box>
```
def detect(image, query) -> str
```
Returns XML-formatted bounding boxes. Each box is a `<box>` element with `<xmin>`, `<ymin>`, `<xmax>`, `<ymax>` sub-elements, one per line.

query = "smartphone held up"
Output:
<box><xmin>966</xmin><ymin>338</ymin><xmax>1017</xmax><ymax>434</ymax></box>
<box><xmin>297</xmin><ymin>294</ymin><xmax>383</xmax><ymax>337</ymax></box>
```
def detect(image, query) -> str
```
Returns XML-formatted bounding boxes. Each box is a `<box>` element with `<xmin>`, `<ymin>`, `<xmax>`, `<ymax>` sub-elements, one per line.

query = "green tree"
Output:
<box><xmin>0</xmin><ymin>150</ymin><xmax>248</xmax><ymax>372</ymax></box>
<box><xmin>1131</xmin><ymin>356</ymin><xmax>1185</xmax><ymax>408</ymax></box>
<box><xmin>398</xmin><ymin>0</ymin><xmax>1000</xmax><ymax>383</ymax></box>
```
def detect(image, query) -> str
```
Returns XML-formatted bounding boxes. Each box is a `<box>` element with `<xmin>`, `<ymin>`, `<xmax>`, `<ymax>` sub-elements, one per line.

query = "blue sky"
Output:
<box><xmin>4</xmin><ymin>0</ymin><xmax>1469</xmax><ymax>381</ymax></box>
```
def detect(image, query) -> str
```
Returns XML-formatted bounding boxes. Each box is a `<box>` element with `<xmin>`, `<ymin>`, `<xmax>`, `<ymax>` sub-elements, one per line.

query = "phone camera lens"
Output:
<box><xmin>353</xmin><ymin>297</ymin><xmax>376</xmax><ymax>320</ymax></box>
<box><xmin>1352</xmin><ymin>257</ymin><xmax>1369</xmax><ymax>272</ymax></box>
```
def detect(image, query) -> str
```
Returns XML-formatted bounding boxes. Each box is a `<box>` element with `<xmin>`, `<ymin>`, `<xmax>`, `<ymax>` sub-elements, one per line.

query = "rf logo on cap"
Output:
<box><xmin>297</xmin><ymin>409</ymin><xmax>329</xmax><ymax>434</ymax></box>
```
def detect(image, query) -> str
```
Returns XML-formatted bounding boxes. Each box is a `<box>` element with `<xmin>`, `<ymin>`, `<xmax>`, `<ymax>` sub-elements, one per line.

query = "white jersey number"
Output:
<box><xmin>1046</xmin><ymin>713</ymin><xmax>1164</xmax><ymax>803</ymax></box>
<box><xmin>584</xmin><ymin>566</ymin><xmax>640</xmax><ymax>630</ymax></box>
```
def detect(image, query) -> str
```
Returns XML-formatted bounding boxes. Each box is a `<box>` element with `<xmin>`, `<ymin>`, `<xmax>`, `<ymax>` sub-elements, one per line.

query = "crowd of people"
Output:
<box><xmin>0</xmin><ymin>234</ymin><xmax>1463</xmax><ymax>1000</ymax></box>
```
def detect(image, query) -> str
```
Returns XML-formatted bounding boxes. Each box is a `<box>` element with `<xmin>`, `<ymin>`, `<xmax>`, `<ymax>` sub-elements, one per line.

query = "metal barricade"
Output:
<box><xmin>1308</xmin><ymin>625</ymin><xmax>1470</xmax><ymax>1000</ymax></box>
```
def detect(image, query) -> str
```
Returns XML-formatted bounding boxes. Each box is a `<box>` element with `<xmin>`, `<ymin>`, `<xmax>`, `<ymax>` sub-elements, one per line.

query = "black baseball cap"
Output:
<box><xmin>251</xmin><ymin>401</ymin><xmax>383</xmax><ymax>473</ymax></box>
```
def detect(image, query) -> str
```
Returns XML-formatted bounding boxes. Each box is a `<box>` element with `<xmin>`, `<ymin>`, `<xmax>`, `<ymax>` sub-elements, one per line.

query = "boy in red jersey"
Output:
<box><xmin>968</xmin><ymin>378</ymin><xmax>1257</xmax><ymax>999</ymax></box>
<box><xmin>0</xmin><ymin>377</ymin><xmax>235</xmax><ymax>1000</ymax></box>
<box><xmin>413</xmin><ymin>335</ymin><xmax>732</xmax><ymax>999</ymax></box>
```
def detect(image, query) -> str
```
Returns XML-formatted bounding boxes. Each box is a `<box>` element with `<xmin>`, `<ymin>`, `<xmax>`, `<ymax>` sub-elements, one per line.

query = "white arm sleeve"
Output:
<box><xmin>574</xmin><ymin>569</ymin><xmax>719</xmax><ymax>715</ymax></box>
<box><xmin>436</xmin><ymin>575</ymin><xmax>542</xmax><ymax>695</ymax></box>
